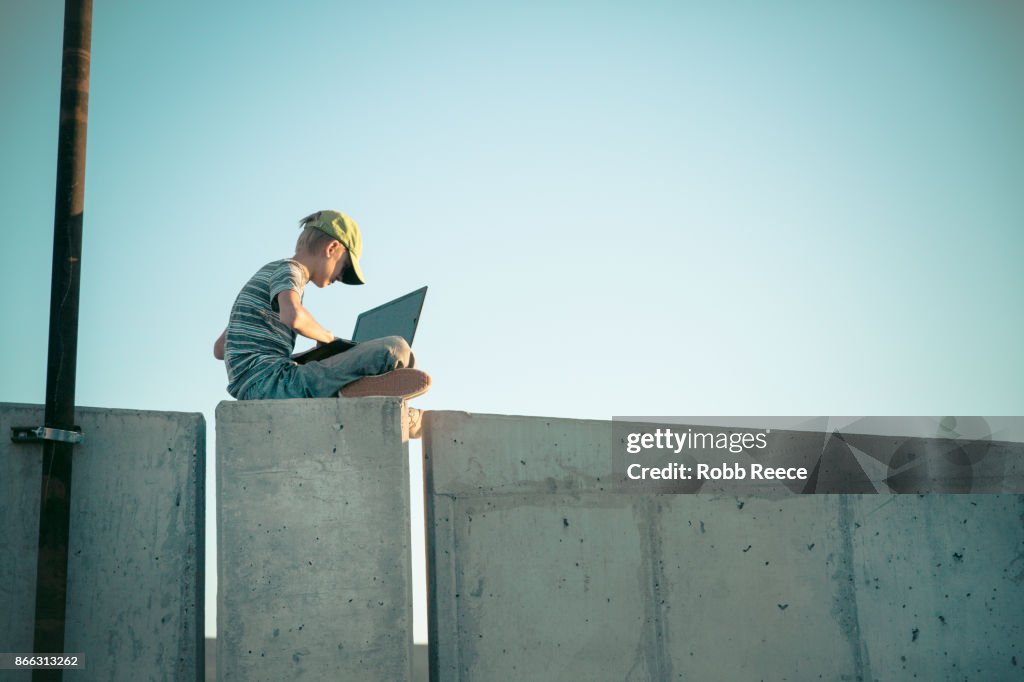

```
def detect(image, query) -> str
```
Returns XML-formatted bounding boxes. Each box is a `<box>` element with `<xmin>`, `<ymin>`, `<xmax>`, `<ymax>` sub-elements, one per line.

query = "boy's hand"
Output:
<box><xmin>214</xmin><ymin>328</ymin><xmax>227</xmax><ymax>360</ymax></box>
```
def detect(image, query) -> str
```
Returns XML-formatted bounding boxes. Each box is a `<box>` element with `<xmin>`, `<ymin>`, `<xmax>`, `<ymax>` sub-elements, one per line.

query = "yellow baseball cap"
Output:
<box><xmin>300</xmin><ymin>210</ymin><xmax>365</xmax><ymax>285</ymax></box>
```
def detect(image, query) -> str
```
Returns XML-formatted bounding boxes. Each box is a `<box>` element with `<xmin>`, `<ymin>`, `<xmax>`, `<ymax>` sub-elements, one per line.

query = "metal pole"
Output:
<box><xmin>33</xmin><ymin>0</ymin><xmax>92</xmax><ymax>678</ymax></box>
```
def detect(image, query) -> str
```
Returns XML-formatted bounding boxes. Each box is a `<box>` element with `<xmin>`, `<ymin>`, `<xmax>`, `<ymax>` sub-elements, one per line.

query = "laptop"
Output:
<box><xmin>292</xmin><ymin>286</ymin><xmax>427</xmax><ymax>365</ymax></box>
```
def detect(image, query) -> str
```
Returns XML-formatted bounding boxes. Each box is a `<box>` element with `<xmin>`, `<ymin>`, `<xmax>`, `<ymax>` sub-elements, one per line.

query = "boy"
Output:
<box><xmin>213</xmin><ymin>210</ymin><xmax>431</xmax><ymax>406</ymax></box>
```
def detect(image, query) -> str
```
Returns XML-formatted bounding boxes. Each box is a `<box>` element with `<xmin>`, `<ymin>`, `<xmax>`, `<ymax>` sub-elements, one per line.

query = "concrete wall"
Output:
<box><xmin>216</xmin><ymin>397</ymin><xmax>414</xmax><ymax>682</ymax></box>
<box><xmin>423</xmin><ymin>411</ymin><xmax>1024</xmax><ymax>681</ymax></box>
<box><xmin>0</xmin><ymin>402</ymin><xmax>205</xmax><ymax>681</ymax></box>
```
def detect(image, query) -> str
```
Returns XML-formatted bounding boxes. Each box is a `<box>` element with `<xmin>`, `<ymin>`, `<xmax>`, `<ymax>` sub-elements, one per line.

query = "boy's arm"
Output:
<box><xmin>277</xmin><ymin>290</ymin><xmax>335</xmax><ymax>344</ymax></box>
<box><xmin>214</xmin><ymin>328</ymin><xmax>226</xmax><ymax>360</ymax></box>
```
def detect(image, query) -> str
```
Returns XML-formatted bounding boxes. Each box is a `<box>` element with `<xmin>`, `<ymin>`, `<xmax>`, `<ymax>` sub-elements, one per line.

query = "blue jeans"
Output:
<box><xmin>295</xmin><ymin>335</ymin><xmax>415</xmax><ymax>398</ymax></box>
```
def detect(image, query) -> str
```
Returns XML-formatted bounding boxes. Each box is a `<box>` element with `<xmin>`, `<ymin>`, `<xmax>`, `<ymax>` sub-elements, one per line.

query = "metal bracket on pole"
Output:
<box><xmin>11</xmin><ymin>426</ymin><xmax>84</xmax><ymax>445</ymax></box>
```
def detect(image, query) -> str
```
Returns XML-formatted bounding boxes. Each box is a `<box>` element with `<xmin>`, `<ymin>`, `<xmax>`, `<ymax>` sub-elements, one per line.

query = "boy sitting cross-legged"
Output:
<box><xmin>213</xmin><ymin>210</ymin><xmax>430</xmax><ymax>412</ymax></box>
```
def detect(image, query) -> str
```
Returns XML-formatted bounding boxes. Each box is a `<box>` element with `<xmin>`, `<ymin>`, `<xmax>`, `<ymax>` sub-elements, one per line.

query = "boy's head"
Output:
<box><xmin>295</xmin><ymin>210</ymin><xmax>365</xmax><ymax>287</ymax></box>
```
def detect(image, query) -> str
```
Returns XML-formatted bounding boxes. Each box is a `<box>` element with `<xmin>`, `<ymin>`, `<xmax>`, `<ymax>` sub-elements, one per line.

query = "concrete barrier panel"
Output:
<box><xmin>0</xmin><ymin>402</ymin><xmax>205</xmax><ymax>681</ymax></box>
<box><xmin>216</xmin><ymin>397</ymin><xmax>413</xmax><ymax>682</ymax></box>
<box><xmin>423</xmin><ymin>411</ymin><xmax>1024</xmax><ymax>681</ymax></box>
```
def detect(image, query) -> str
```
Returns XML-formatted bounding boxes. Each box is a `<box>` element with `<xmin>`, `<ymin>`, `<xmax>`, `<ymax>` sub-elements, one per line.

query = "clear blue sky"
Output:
<box><xmin>3</xmin><ymin>0</ymin><xmax>1022</xmax><ymax>641</ymax></box>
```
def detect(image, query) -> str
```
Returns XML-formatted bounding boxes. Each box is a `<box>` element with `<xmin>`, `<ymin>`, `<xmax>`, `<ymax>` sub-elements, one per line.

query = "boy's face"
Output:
<box><xmin>310</xmin><ymin>241</ymin><xmax>351</xmax><ymax>288</ymax></box>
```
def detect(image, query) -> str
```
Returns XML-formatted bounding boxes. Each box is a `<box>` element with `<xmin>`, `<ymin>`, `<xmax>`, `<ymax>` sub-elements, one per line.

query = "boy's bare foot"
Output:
<box><xmin>339</xmin><ymin>368</ymin><xmax>432</xmax><ymax>400</ymax></box>
<box><xmin>406</xmin><ymin>406</ymin><xmax>423</xmax><ymax>440</ymax></box>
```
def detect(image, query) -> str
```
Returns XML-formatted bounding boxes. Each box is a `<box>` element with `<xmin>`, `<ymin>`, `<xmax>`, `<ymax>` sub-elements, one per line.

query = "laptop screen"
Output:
<box><xmin>352</xmin><ymin>286</ymin><xmax>427</xmax><ymax>345</ymax></box>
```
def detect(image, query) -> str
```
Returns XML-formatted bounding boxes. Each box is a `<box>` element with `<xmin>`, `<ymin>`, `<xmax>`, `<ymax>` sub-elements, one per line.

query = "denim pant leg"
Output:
<box><xmin>297</xmin><ymin>335</ymin><xmax>415</xmax><ymax>398</ymax></box>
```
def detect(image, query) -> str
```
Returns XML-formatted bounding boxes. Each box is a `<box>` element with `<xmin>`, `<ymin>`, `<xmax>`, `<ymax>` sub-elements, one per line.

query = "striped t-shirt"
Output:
<box><xmin>224</xmin><ymin>259</ymin><xmax>310</xmax><ymax>399</ymax></box>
